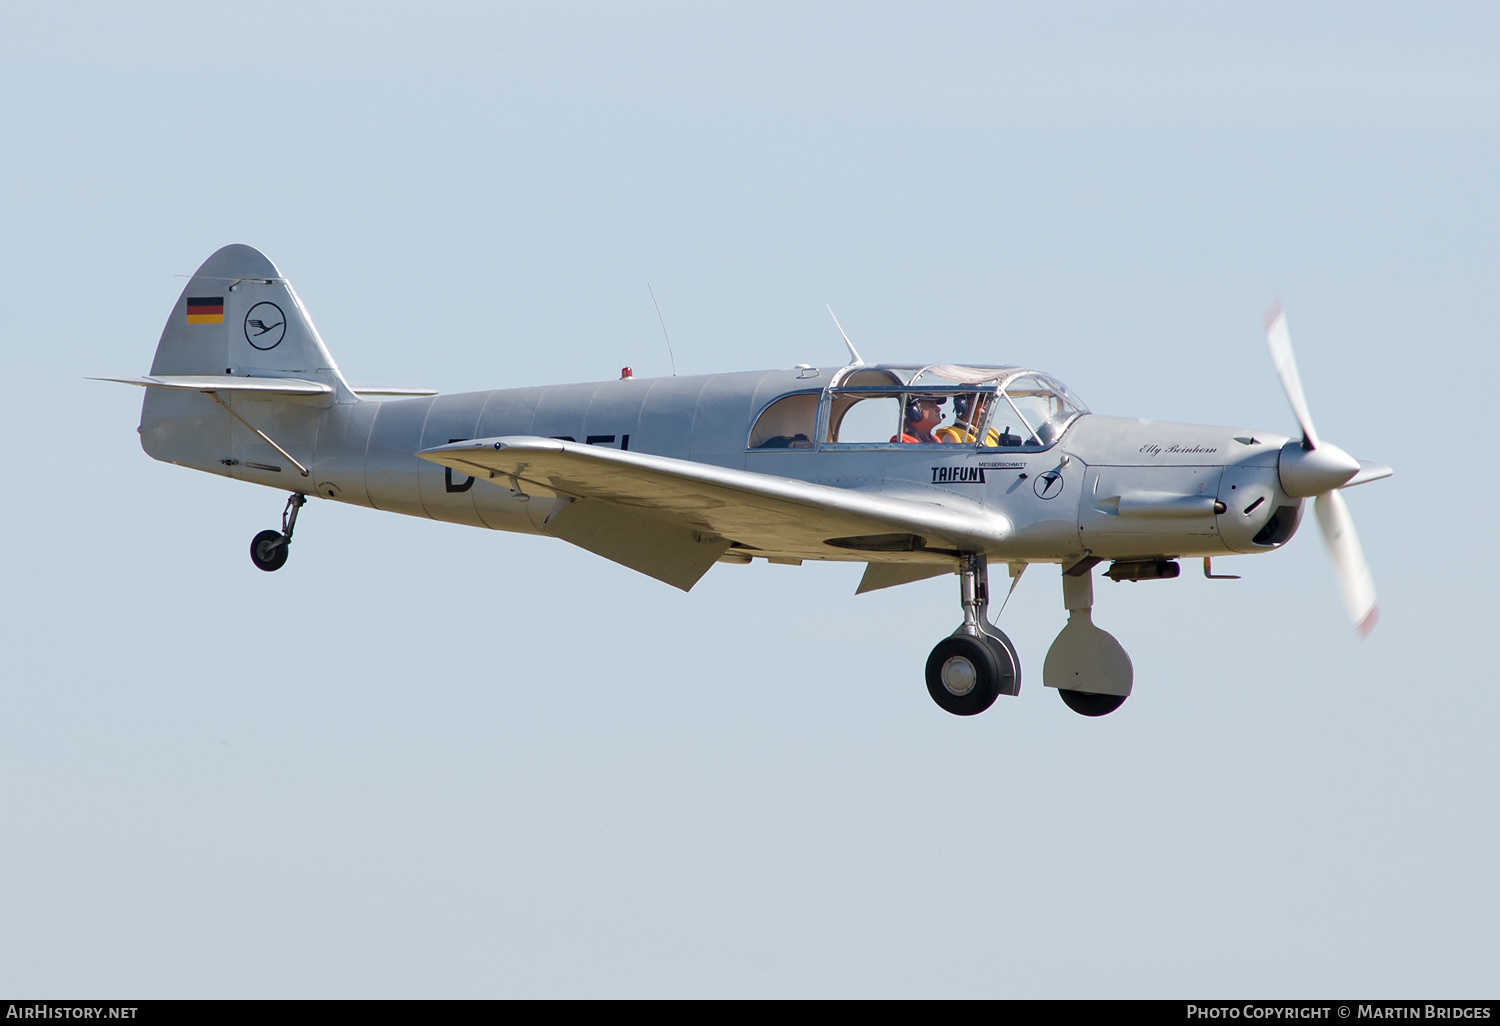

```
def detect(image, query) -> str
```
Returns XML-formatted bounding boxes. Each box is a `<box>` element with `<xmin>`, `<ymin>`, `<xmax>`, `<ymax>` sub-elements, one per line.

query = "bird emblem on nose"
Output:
<box><xmin>1034</xmin><ymin>470</ymin><xmax>1064</xmax><ymax>499</ymax></box>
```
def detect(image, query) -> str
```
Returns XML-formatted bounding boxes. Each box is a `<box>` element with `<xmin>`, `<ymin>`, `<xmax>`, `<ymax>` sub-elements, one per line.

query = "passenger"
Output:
<box><xmin>893</xmin><ymin>396</ymin><xmax>945</xmax><ymax>443</ymax></box>
<box><xmin>935</xmin><ymin>394</ymin><xmax>1001</xmax><ymax>446</ymax></box>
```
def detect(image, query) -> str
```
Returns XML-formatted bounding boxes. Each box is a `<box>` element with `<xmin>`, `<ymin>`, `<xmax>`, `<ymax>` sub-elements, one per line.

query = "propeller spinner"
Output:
<box><xmin>1264</xmin><ymin>302</ymin><xmax>1385</xmax><ymax>636</ymax></box>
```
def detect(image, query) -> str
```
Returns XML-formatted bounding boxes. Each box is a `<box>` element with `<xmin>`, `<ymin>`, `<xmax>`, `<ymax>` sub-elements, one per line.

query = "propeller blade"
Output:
<box><xmin>1314</xmin><ymin>489</ymin><xmax>1378</xmax><ymax>636</ymax></box>
<box><xmin>1343</xmin><ymin>461</ymin><xmax>1394</xmax><ymax>489</ymax></box>
<box><xmin>1264</xmin><ymin>300</ymin><xmax>1321</xmax><ymax>450</ymax></box>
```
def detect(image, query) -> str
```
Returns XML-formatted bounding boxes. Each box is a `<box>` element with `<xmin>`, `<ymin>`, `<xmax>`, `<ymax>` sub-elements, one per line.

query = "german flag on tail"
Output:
<box><xmin>186</xmin><ymin>296</ymin><xmax>224</xmax><ymax>325</ymax></box>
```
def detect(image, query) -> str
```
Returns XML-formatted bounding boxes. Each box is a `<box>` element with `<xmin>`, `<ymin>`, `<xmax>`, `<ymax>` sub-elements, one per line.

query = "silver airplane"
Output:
<box><xmin>99</xmin><ymin>245</ymin><xmax>1391</xmax><ymax>718</ymax></box>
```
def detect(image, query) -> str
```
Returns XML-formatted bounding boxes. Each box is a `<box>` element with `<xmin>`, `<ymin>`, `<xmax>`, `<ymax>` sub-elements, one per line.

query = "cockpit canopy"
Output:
<box><xmin>748</xmin><ymin>364</ymin><xmax>1087</xmax><ymax>451</ymax></box>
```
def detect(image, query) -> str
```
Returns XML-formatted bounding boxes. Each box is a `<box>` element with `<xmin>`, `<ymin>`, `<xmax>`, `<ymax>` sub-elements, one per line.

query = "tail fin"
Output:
<box><xmin>140</xmin><ymin>245</ymin><xmax>353</xmax><ymax>475</ymax></box>
<box><xmin>149</xmin><ymin>244</ymin><xmax>353</xmax><ymax>393</ymax></box>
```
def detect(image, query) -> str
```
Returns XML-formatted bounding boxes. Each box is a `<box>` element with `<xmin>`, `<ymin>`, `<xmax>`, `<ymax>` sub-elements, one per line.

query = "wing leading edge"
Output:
<box><xmin>417</xmin><ymin>436</ymin><xmax>1010</xmax><ymax>590</ymax></box>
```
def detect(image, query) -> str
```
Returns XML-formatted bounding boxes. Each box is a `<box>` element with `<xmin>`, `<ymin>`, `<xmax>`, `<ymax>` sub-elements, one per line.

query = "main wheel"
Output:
<box><xmin>925</xmin><ymin>635</ymin><xmax>1003</xmax><ymax>716</ymax></box>
<box><xmin>250</xmin><ymin>529</ymin><xmax>289</xmax><ymax>572</ymax></box>
<box><xmin>1058</xmin><ymin>689</ymin><xmax>1127</xmax><ymax>717</ymax></box>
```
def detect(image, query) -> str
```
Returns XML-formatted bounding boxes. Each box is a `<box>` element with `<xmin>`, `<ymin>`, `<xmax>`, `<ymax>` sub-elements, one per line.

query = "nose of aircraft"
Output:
<box><xmin>1276</xmin><ymin>438</ymin><xmax>1360</xmax><ymax>497</ymax></box>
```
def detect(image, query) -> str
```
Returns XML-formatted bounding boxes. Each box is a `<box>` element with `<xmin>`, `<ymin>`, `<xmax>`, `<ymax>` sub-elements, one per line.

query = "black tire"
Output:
<box><xmin>1059</xmin><ymin>689</ymin><xmax>1127</xmax><ymax>717</ymax></box>
<box><xmin>925</xmin><ymin>635</ymin><xmax>1003</xmax><ymax>716</ymax></box>
<box><xmin>250</xmin><ymin>529</ymin><xmax>289</xmax><ymax>572</ymax></box>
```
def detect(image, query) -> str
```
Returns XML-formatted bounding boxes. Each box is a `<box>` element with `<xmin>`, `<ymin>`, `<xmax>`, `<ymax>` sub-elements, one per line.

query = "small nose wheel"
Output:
<box><xmin>248</xmin><ymin>492</ymin><xmax>305</xmax><ymax>573</ymax></box>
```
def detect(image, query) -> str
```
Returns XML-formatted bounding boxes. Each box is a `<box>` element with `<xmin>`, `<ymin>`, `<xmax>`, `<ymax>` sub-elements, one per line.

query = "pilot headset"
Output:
<box><xmin>905</xmin><ymin>395</ymin><xmax>945</xmax><ymax>422</ymax></box>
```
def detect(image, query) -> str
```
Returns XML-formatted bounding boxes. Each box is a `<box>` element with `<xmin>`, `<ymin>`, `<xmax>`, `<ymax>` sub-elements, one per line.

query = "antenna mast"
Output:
<box><xmin>826</xmin><ymin>306</ymin><xmax>865</xmax><ymax>366</ymax></box>
<box><xmin>647</xmin><ymin>283</ymin><xmax>678</xmax><ymax>377</ymax></box>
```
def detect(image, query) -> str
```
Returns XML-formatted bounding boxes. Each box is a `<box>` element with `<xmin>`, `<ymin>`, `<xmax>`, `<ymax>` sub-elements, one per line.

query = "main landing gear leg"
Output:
<box><xmin>924</xmin><ymin>553</ymin><xmax>1021</xmax><ymax>716</ymax></box>
<box><xmin>249</xmin><ymin>492</ymin><xmax>306</xmax><ymax>573</ymax></box>
<box><xmin>1043</xmin><ymin>564</ymin><xmax>1132</xmax><ymax>716</ymax></box>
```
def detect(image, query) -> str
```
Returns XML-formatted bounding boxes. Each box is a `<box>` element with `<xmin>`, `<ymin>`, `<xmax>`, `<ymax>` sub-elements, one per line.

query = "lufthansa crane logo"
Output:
<box><xmin>244</xmin><ymin>302</ymin><xmax>287</xmax><ymax>350</ymax></box>
<box><xmin>1034</xmin><ymin>470</ymin><xmax>1064</xmax><ymax>500</ymax></box>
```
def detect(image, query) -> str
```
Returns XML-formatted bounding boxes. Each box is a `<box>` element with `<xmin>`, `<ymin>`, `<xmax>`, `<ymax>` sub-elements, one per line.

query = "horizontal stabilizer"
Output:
<box><xmin>349</xmin><ymin>384</ymin><xmax>439</xmax><ymax>397</ymax></box>
<box><xmin>92</xmin><ymin>374</ymin><xmax>331</xmax><ymax>395</ymax></box>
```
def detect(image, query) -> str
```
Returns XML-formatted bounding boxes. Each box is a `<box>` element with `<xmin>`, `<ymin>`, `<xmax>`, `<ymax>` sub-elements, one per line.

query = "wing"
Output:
<box><xmin>418</xmin><ymin>436</ymin><xmax>1010</xmax><ymax>590</ymax></box>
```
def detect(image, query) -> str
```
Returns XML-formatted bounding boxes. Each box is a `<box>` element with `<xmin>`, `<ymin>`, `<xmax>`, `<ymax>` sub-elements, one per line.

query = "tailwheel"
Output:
<box><xmin>248</xmin><ymin>492</ymin><xmax>306</xmax><ymax>573</ymax></box>
<box><xmin>1058</xmin><ymin>689</ymin><xmax>1127</xmax><ymax>717</ymax></box>
<box><xmin>250</xmin><ymin>530</ymin><xmax>289</xmax><ymax>572</ymax></box>
<box><xmin>925</xmin><ymin>635</ymin><xmax>1004</xmax><ymax>716</ymax></box>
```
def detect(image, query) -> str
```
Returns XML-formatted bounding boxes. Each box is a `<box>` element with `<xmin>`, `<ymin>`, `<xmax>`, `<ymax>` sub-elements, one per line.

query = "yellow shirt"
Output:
<box><xmin>935</xmin><ymin>424</ymin><xmax>1002</xmax><ymax>446</ymax></box>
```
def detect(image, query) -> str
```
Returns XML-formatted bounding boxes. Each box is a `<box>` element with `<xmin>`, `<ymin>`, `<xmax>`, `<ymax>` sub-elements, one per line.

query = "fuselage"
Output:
<box><xmin>144</xmin><ymin>363</ymin><xmax>1303</xmax><ymax>567</ymax></box>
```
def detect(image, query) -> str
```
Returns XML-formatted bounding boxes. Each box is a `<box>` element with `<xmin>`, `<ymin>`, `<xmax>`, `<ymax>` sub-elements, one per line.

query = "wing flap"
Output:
<box><xmin>541</xmin><ymin>499</ymin><xmax>729</xmax><ymax>591</ymax></box>
<box><xmin>856</xmin><ymin>561</ymin><xmax>955</xmax><ymax>594</ymax></box>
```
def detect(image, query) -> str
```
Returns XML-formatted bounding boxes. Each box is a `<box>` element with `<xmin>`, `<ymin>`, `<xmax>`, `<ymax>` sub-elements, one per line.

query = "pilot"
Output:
<box><xmin>936</xmin><ymin>394</ymin><xmax>1002</xmax><ymax>446</ymax></box>
<box><xmin>893</xmin><ymin>396</ymin><xmax>945</xmax><ymax>444</ymax></box>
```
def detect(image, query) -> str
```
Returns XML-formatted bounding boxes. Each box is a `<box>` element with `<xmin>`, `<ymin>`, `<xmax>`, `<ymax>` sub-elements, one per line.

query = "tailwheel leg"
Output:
<box><xmin>249</xmin><ymin>492</ymin><xmax>306</xmax><ymax>573</ymax></box>
<box><xmin>924</xmin><ymin>553</ymin><xmax>1020</xmax><ymax>716</ymax></box>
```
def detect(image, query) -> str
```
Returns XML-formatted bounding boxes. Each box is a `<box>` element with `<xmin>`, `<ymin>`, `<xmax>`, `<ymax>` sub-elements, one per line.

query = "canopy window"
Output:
<box><xmin>983</xmin><ymin>373</ymin><xmax>1086</xmax><ymax>449</ymax></box>
<box><xmin>748</xmin><ymin>391</ymin><xmax>820</xmax><ymax>449</ymax></box>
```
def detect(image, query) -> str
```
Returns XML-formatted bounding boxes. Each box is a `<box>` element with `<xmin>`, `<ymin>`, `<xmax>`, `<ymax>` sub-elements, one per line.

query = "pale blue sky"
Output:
<box><xmin>1</xmin><ymin>1</ymin><xmax>1495</xmax><ymax>997</ymax></box>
